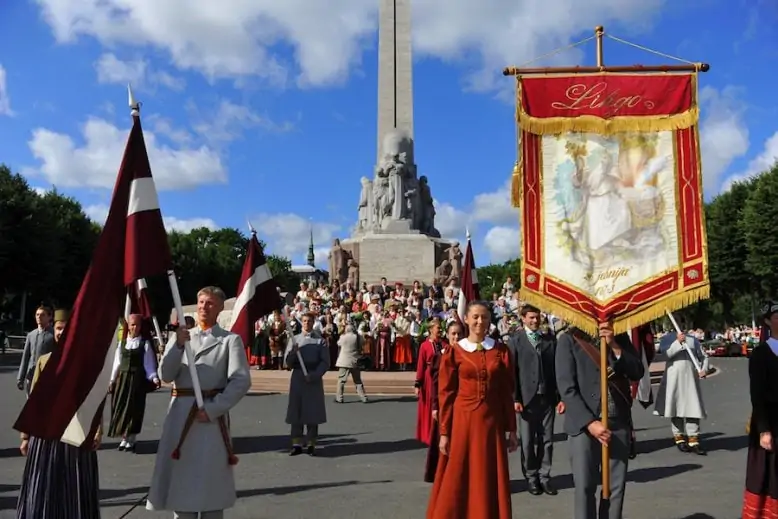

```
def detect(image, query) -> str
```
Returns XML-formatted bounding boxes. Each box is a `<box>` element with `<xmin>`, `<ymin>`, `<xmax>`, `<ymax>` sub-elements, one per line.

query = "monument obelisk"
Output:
<box><xmin>328</xmin><ymin>0</ymin><xmax>454</xmax><ymax>286</ymax></box>
<box><xmin>377</xmin><ymin>0</ymin><xmax>414</xmax><ymax>165</ymax></box>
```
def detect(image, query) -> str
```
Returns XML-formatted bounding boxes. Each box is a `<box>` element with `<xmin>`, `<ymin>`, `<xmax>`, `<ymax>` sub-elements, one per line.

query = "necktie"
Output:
<box><xmin>528</xmin><ymin>331</ymin><xmax>539</xmax><ymax>346</ymax></box>
<box><xmin>476</xmin><ymin>342</ymin><xmax>484</xmax><ymax>351</ymax></box>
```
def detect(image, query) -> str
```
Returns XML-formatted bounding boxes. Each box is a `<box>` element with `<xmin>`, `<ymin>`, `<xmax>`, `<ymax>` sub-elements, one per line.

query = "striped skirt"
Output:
<box><xmin>16</xmin><ymin>436</ymin><xmax>100</xmax><ymax>519</ymax></box>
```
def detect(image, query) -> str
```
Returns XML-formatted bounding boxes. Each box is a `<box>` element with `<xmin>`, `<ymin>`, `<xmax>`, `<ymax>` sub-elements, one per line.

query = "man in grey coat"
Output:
<box><xmin>146</xmin><ymin>286</ymin><xmax>252</xmax><ymax>519</ymax></box>
<box><xmin>555</xmin><ymin>320</ymin><xmax>644</xmax><ymax>519</ymax></box>
<box><xmin>335</xmin><ymin>324</ymin><xmax>369</xmax><ymax>403</ymax></box>
<box><xmin>17</xmin><ymin>305</ymin><xmax>54</xmax><ymax>395</ymax></box>
<box><xmin>285</xmin><ymin>312</ymin><xmax>330</xmax><ymax>456</ymax></box>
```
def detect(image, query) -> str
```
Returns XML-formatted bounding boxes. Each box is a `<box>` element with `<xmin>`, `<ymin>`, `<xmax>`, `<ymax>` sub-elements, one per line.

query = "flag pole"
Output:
<box><xmin>127</xmin><ymin>84</ymin><xmax>205</xmax><ymax>410</ymax></box>
<box><xmin>137</xmin><ymin>278</ymin><xmax>165</xmax><ymax>348</ymax></box>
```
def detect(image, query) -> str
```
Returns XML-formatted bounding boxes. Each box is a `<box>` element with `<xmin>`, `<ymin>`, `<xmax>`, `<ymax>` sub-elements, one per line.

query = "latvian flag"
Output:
<box><xmin>15</xmin><ymin>101</ymin><xmax>171</xmax><ymax>445</ymax></box>
<box><xmin>456</xmin><ymin>234</ymin><xmax>481</xmax><ymax>323</ymax></box>
<box><xmin>228</xmin><ymin>228</ymin><xmax>282</xmax><ymax>362</ymax></box>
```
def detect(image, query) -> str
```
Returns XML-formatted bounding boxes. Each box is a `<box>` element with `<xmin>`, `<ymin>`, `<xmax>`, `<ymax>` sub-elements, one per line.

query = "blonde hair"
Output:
<box><xmin>197</xmin><ymin>286</ymin><xmax>226</xmax><ymax>302</ymax></box>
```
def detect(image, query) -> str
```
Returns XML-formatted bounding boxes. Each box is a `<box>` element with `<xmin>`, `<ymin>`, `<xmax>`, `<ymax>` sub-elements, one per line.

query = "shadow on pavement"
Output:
<box><xmin>509</xmin><ymin>462</ymin><xmax>702</xmax><ymax>494</ymax></box>
<box><xmin>636</xmin><ymin>431</ymin><xmax>747</xmax><ymax>455</ymax></box>
<box><xmin>0</xmin><ymin>484</ymin><xmax>20</xmax><ymax>511</ymax></box>
<box><xmin>315</xmin><ymin>438</ymin><xmax>424</xmax><ymax>458</ymax></box>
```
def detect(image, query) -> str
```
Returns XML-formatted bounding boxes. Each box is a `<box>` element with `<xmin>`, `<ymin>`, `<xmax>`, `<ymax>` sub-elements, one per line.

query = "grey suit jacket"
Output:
<box><xmin>336</xmin><ymin>332</ymin><xmax>361</xmax><ymax>369</ymax></box>
<box><xmin>507</xmin><ymin>330</ymin><xmax>559</xmax><ymax>407</ymax></box>
<box><xmin>18</xmin><ymin>328</ymin><xmax>55</xmax><ymax>383</ymax></box>
<box><xmin>555</xmin><ymin>330</ymin><xmax>644</xmax><ymax>436</ymax></box>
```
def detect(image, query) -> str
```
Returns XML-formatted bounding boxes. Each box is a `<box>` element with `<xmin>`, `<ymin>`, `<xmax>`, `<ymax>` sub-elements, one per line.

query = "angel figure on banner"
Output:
<box><xmin>553</xmin><ymin>132</ymin><xmax>669</xmax><ymax>270</ymax></box>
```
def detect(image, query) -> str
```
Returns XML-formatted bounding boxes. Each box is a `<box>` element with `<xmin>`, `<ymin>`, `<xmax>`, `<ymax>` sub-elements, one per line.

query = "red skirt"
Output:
<box><xmin>743</xmin><ymin>436</ymin><xmax>778</xmax><ymax>518</ymax></box>
<box><xmin>394</xmin><ymin>336</ymin><xmax>413</xmax><ymax>364</ymax></box>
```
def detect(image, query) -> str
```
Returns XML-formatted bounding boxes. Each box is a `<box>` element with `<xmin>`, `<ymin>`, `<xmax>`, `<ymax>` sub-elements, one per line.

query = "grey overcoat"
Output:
<box><xmin>146</xmin><ymin>325</ymin><xmax>251</xmax><ymax>513</ymax></box>
<box><xmin>285</xmin><ymin>331</ymin><xmax>330</xmax><ymax>425</ymax></box>
<box><xmin>654</xmin><ymin>336</ymin><xmax>708</xmax><ymax>419</ymax></box>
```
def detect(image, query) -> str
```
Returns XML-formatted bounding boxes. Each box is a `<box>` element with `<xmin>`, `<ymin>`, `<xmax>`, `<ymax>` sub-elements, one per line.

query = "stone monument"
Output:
<box><xmin>328</xmin><ymin>0</ymin><xmax>456</xmax><ymax>287</ymax></box>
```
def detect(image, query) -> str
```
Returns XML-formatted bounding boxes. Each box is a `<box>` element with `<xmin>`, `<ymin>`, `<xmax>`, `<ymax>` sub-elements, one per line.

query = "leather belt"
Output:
<box><xmin>169</xmin><ymin>387</ymin><xmax>238</xmax><ymax>466</ymax></box>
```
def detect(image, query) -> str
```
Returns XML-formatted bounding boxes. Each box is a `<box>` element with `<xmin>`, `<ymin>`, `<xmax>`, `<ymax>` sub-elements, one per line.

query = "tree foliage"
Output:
<box><xmin>0</xmin><ymin>164</ymin><xmax>297</xmax><ymax>331</ymax></box>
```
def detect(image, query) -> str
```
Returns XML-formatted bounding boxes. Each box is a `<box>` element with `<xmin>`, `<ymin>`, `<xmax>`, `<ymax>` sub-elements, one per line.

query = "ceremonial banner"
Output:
<box><xmin>513</xmin><ymin>73</ymin><xmax>708</xmax><ymax>335</ymax></box>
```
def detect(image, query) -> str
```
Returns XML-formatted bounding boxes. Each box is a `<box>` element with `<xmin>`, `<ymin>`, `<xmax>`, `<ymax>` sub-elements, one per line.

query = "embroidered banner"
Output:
<box><xmin>513</xmin><ymin>73</ymin><xmax>709</xmax><ymax>335</ymax></box>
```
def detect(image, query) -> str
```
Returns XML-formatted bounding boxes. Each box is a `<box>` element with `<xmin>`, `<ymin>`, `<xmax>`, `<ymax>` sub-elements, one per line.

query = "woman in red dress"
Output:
<box><xmin>427</xmin><ymin>301</ymin><xmax>518</xmax><ymax>519</ymax></box>
<box><xmin>424</xmin><ymin>320</ymin><xmax>463</xmax><ymax>482</ymax></box>
<box><xmin>415</xmin><ymin>319</ymin><xmax>443</xmax><ymax>445</ymax></box>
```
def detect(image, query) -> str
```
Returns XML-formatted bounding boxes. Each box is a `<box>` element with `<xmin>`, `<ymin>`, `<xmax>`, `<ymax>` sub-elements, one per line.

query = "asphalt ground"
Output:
<box><xmin>0</xmin><ymin>351</ymin><xmax>746</xmax><ymax>519</ymax></box>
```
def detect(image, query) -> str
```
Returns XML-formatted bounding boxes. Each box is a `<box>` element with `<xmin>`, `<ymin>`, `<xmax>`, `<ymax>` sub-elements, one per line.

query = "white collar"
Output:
<box><xmin>457</xmin><ymin>337</ymin><xmax>495</xmax><ymax>353</ymax></box>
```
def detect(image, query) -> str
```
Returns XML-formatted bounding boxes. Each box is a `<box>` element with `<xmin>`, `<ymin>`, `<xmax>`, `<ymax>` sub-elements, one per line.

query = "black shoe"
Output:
<box><xmin>126</xmin><ymin>444</ymin><xmax>136</xmax><ymax>454</ymax></box>
<box><xmin>689</xmin><ymin>444</ymin><xmax>707</xmax><ymax>456</ymax></box>
<box><xmin>117</xmin><ymin>444</ymin><xmax>126</xmax><ymax>452</ymax></box>
<box><xmin>289</xmin><ymin>446</ymin><xmax>303</xmax><ymax>456</ymax></box>
<box><xmin>676</xmin><ymin>441</ymin><xmax>690</xmax><ymax>453</ymax></box>
<box><xmin>540</xmin><ymin>480</ymin><xmax>558</xmax><ymax>496</ymax></box>
<box><xmin>307</xmin><ymin>445</ymin><xmax>316</xmax><ymax>456</ymax></box>
<box><xmin>527</xmin><ymin>479</ymin><xmax>543</xmax><ymax>496</ymax></box>
<box><xmin>334</xmin><ymin>398</ymin><xmax>343</xmax><ymax>403</ymax></box>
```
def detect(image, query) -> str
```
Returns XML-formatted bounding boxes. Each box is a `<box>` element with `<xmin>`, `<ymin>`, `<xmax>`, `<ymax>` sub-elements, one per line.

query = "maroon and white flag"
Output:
<box><xmin>15</xmin><ymin>101</ymin><xmax>171</xmax><ymax>444</ymax></box>
<box><xmin>229</xmin><ymin>229</ymin><xmax>282</xmax><ymax>360</ymax></box>
<box><xmin>457</xmin><ymin>232</ymin><xmax>481</xmax><ymax>322</ymax></box>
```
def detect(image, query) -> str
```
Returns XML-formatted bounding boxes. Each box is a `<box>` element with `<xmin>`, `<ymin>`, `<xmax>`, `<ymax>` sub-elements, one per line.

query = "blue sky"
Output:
<box><xmin>0</xmin><ymin>0</ymin><xmax>776</xmax><ymax>267</ymax></box>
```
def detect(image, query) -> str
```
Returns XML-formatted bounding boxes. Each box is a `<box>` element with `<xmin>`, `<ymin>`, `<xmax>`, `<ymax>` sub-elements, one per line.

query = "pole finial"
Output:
<box><xmin>466</xmin><ymin>227</ymin><xmax>471</xmax><ymax>241</ymax></box>
<box><xmin>128</xmin><ymin>84</ymin><xmax>140</xmax><ymax>116</ymax></box>
<box><xmin>247</xmin><ymin>218</ymin><xmax>257</xmax><ymax>236</ymax></box>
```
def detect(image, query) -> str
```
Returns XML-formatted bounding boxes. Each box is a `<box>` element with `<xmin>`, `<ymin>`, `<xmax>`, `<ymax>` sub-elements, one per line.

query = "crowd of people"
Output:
<box><xmin>10</xmin><ymin>282</ymin><xmax>778</xmax><ymax>519</ymax></box>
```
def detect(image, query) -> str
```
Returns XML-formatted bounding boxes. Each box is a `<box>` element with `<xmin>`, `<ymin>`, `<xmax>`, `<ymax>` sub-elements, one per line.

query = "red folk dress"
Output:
<box><xmin>427</xmin><ymin>337</ymin><xmax>517</xmax><ymax>519</ymax></box>
<box><xmin>415</xmin><ymin>339</ymin><xmax>443</xmax><ymax>445</ymax></box>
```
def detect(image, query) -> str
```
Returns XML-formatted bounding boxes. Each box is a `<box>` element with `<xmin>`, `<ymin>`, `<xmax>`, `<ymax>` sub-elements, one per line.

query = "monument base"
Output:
<box><xmin>341</xmin><ymin>232</ymin><xmax>452</xmax><ymax>286</ymax></box>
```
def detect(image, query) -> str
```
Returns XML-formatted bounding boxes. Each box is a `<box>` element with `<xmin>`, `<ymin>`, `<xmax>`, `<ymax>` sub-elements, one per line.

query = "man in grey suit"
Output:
<box><xmin>335</xmin><ymin>325</ymin><xmax>369</xmax><ymax>403</ymax></box>
<box><xmin>507</xmin><ymin>305</ymin><xmax>564</xmax><ymax>496</ymax></box>
<box><xmin>555</xmin><ymin>320</ymin><xmax>644</xmax><ymax>519</ymax></box>
<box><xmin>17</xmin><ymin>305</ymin><xmax>54</xmax><ymax>395</ymax></box>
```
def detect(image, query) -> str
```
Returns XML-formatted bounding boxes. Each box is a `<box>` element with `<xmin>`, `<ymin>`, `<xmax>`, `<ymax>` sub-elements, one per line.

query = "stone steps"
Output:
<box><xmin>245</xmin><ymin>364</ymin><xmax>667</xmax><ymax>396</ymax></box>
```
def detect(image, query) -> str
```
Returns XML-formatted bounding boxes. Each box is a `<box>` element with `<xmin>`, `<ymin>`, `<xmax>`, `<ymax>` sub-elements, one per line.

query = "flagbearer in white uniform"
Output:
<box><xmin>146</xmin><ymin>286</ymin><xmax>251</xmax><ymax>519</ymax></box>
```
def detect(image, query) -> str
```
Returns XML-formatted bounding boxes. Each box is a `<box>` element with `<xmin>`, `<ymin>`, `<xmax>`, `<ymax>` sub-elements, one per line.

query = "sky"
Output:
<box><xmin>0</xmin><ymin>0</ymin><xmax>776</xmax><ymax>268</ymax></box>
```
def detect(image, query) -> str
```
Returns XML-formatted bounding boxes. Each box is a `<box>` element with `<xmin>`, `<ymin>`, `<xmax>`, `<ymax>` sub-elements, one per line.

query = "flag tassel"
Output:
<box><xmin>167</xmin><ymin>270</ymin><xmax>205</xmax><ymax>409</ymax></box>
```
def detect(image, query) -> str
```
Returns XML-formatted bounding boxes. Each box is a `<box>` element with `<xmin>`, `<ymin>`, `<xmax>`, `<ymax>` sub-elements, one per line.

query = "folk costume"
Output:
<box><xmin>423</xmin><ymin>340</ymin><xmax>447</xmax><ymax>483</ymax></box>
<box><xmin>17</xmin><ymin>309</ymin><xmax>103</xmax><ymax>519</ymax></box>
<box><xmin>507</xmin><ymin>327</ymin><xmax>560</xmax><ymax>495</ymax></box>
<box><xmin>555</xmin><ymin>328</ymin><xmax>644</xmax><ymax>519</ymax></box>
<box><xmin>376</xmin><ymin>316</ymin><xmax>394</xmax><ymax>371</ymax></box>
<box><xmin>426</xmin><ymin>338</ymin><xmax>517</xmax><ymax>519</ymax></box>
<box><xmin>146</xmin><ymin>324</ymin><xmax>251</xmax><ymax>517</ymax></box>
<box><xmin>267</xmin><ymin>311</ymin><xmax>287</xmax><ymax>370</ymax></box>
<box><xmin>742</xmin><ymin>302</ymin><xmax>778</xmax><ymax>519</ymax></box>
<box><xmin>415</xmin><ymin>335</ymin><xmax>444</xmax><ymax>445</ymax></box>
<box><xmin>654</xmin><ymin>333</ymin><xmax>708</xmax><ymax>454</ymax></box>
<box><xmin>108</xmin><ymin>327</ymin><xmax>160</xmax><ymax>452</ymax></box>
<box><xmin>393</xmin><ymin>312</ymin><xmax>414</xmax><ymax>369</ymax></box>
<box><xmin>284</xmin><ymin>329</ymin><xmax>330</xmax><ymax>455</ymax></box>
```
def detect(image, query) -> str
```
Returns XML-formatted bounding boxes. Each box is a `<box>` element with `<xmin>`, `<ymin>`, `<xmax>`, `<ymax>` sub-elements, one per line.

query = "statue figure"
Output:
<box><xmin>435</xmin><ymin>259</ymin><xmax>452</xmax><ymax>285</ymax></box>
<box><xmin>372</xmin><ymin>169</ymin><xmax>392</xmax><ymax>228</ymax></box>
<box><xmin>417</xmin><ymin>176</ymin><xmax>440</xmax><ymax>237</ymax></box>
<box><xmin>347</xmin><ymin>259</ymin><xmax>359</xmax><ymax>287</ymax></box>
<box><xmin>445</xmin><ymin>242</ymin><xmax>462</xmax><ymax>282</ymax></box>
<box><xmin>357</xmin><ymin>176</ymin><xmax>374</xmax><ymax>232</ymax></box>
<box><xmin>328</xmin><ymin>239</ymin><xmax>345</xmax><ymax>283</ymax></box>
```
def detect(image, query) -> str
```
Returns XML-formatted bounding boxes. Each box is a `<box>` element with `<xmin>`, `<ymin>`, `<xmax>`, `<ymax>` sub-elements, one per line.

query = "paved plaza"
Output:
<box><xmin>0</xmin><ymin>352</ymin><xmax>747</xmax><ymax>519</ymax></box>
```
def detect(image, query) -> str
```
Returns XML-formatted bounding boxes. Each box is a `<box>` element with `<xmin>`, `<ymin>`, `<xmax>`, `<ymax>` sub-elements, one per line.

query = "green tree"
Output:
<box><xmin>742</xmin><ymin>163</ymin><xmax>778</xmax><ymax>296</ymax></box>
<box><xmin>476</xmin><ymin>258</ymin><xmax>521</xmax><ymax>298</ymax></box>
<box><xmin>706</xmin><ymin>179</ymin><xmax>753</xmax><ymax>324</ymax></box>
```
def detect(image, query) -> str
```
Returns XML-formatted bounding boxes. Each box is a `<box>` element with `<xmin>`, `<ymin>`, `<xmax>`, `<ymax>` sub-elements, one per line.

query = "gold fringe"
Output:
<box><xmin>511</xmin><ymin>161</ymin><xmax>522</xmax><ymax>208</ymax></box>
<box><xmin>521</xmin><ymin>283</ymin><xmax>710</xmax><ymax>337</ymax></box>
<box><xmin>517</xmin><ymin>108</ymin><xmax>699</xmax><ymax>136</ymax></box>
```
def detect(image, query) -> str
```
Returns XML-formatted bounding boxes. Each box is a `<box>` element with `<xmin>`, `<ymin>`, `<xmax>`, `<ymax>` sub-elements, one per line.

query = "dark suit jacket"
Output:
<box><xmin>555</xmin><ymin>330</ymin><xmax>644</xmax><ymax>436</ymax></box>
<box><xmin>507</xmin><ymin>330</ymin><xmax>559</xmax><ymax>407</ymax></box>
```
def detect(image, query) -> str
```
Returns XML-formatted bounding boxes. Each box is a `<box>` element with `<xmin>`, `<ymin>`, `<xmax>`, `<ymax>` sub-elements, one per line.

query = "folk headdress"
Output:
<box><xmin>53</xmin><ymin>309</ymin><xmax>70</xmax><ymax>324</ymax></box>
<box><xmin>759</xmin><ymin>300</ymin><xmax>778</xmax><ymax>342</ymax></box>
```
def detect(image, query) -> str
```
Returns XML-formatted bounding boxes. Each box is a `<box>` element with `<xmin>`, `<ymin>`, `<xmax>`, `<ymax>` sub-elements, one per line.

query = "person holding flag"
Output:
<box><xmin>146</xmin><ymin>286</ymin><xmax>252</xmax><ymax>518</ymax></box>
<box><xmin>16</xmin><ymin>308</ymin><xmax>103</xmax><ymax>519</ymax></box>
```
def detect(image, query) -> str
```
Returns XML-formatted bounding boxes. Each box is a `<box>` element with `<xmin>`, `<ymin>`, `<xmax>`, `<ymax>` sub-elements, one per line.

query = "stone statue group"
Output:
<box><xmin>356</xmin><ymin>130</ymin><xmax>440</xmax><ymax>237</ymax></box>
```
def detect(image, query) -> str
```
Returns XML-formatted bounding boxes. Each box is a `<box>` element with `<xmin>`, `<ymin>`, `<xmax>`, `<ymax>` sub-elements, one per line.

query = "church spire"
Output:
<box><xmin>306</xmin><ymin>227</ymin><xmax>315</xmax><ymax>267</ymax></box>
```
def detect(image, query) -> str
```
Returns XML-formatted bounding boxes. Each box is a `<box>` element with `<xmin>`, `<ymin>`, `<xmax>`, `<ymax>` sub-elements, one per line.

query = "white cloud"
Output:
<box><xmin>84</xmin><ymin>203</ymin><xmax>217</xmax><ymax>231</ymax></box>
<box><xmin>94</xmin><ymin>53</ymin><xmax>186</xmax><ymax>91</ymax></box>
<box><xmin>26</xmin><ymin>117</ymin><xmax>226</xmax><ymax>190</ymax></box>
<box><xmin>472</xmin><ymin>179</ymin><xmax>514</xmax><ymax>225</ymax></box>
<box><xmin>0</xmin><ymin>64</ymin><xmax>13</xmax><ymax>116</ymax></box>
<box><xmin>433</xmin><ymin>199</ymin><xmax>471</xmax><ymax>238</ymax></box>
<box><xmin>250</xmin><ymin>213</ymin><xmax>341</xmax><ymax>265</ymax></box>
<box><xmin>35</xmin><ymin>0</ymin><xmax>664</xmax><ymax>90</ymax></box>
<box><xmin>722</xmin><ymin>131</ymin><xmax>778</xmax><ymax>191</ymax></box>
<box><xmin>483</xmin><ymin>226</ymin><xmax>520</xmax><ymax>263</ymax></box>
<box><xmin>189</xmin><ymin>100</ymin><xmax>294</xmax><ymax>146</ymax></box>
<box><xmin>698</xmin><ymin>86</ymin><xmax>750</xmax><ymax>195</ymax></box>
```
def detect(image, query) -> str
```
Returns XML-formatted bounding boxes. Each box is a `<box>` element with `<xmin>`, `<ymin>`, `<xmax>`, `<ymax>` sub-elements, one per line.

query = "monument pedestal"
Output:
<box><xmin>341</xmin><ymin>232</ymin><xmax>450</xmax><ymax>286</ymax></box>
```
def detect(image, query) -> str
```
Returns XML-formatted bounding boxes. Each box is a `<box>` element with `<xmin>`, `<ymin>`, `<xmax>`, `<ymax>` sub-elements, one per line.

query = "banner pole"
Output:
<box><xmin>600</xmin><ymin>333</ymin><xmax>610</xmax><ymax>499</ymax></box>
<box><xmin>595</xmin><ymin>26</ymin><xmax>604</xmax><ymax>68</ymax></box>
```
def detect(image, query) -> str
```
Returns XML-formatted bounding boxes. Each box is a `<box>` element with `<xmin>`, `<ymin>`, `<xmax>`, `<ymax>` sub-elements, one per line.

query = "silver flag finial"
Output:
<box><xmin>247</xmin><ymin>218</ymin><xmax>257</xmax><ymax>235</ymax></box>
<box><xmin>128</xmin><ymin>84</ymin><xmax>140</xmax><ymax>116</ymax></box>
<box><xmin>466</xmin><ymin>227</ymin><xmax>471</xmax><ymax>241</ymax></box>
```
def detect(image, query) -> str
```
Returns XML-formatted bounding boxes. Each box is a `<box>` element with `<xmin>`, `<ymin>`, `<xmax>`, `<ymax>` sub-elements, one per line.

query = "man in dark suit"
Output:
<box><xmin>507</xmin><ymin>305</ymin><xmax>564</xmax><ymax>496</ymax></box>
<box><xmin>555</xmin><ymin>319</ymin><xmax>644</xmax><ymax>519</ymax></box>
